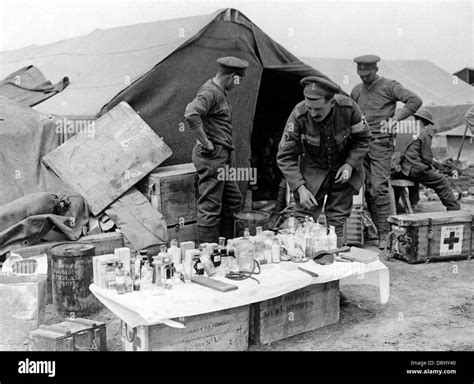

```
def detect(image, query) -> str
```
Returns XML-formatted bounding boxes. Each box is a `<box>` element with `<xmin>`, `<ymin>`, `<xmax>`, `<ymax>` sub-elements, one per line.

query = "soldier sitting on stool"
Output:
<box><xmin>391</xmin><ymin>108</ymin><xmax>460</xmax><ymax>212</ymax></box>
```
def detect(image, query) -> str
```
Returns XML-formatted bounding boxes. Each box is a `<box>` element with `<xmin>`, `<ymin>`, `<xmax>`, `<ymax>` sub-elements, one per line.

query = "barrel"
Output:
<box><xmin>50</xmin><ymin>242</ymin><xmax>99</xmax><ymax>317</ymax></box>
<box><xmin>233</xmin><ymin>210</ymin><xmax>270</xmax><ymax>237</ymax></box>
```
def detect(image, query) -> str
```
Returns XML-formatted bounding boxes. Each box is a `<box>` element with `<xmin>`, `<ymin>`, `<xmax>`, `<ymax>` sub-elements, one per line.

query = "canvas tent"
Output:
<box><xmin>434</xmin><ymin>125</ymin><xmax>474</xmax><ymax>163</ymax></box>
<box><xmin>0</xmin><ymin>8</ymin><xmax>336</xmax><ymax>200</ymax></box>
<box><xmin>303</xmin><ymin>57</ymin><xmax>474</xmax><ymax>133</ymax></box>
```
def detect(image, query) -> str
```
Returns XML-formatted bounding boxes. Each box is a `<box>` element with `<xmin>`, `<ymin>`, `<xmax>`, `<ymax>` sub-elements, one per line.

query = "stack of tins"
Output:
<box><xmin>388</xmin><ymin>211</ymin><xmax>473</xmax><ymax>263</ymax></box>
<box><xmin>49</xmin><ymin>243</ymin><xmax>99</xmax><ymax>316</ymax></box>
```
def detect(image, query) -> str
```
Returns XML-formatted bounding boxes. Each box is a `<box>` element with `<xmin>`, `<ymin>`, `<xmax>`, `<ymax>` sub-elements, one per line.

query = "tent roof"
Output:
<box><xmin>0</xmin><ymin>10</ymin><xmax>221</xmax><ymax>116</ymax></box>
<box><xmin>302</xmin><ymin>57</ymin><xmax>474</xmax><ymax>106</ymax></box>
<box><xmin>436</xmin><ymin>125</ymin><xmax>473</xmax><ymax>137</ymax></box>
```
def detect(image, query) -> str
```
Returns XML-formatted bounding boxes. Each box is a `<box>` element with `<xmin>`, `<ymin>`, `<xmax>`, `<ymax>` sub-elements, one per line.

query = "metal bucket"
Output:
<box><xmin>50</xmin><ymin>242</ymin><xmax>99</xmax><ymax>317</ymax></box>
<box><xmin>233</xmin><ymin>210</ymin><xmax>270</xmax><ymax>237</ymax></box>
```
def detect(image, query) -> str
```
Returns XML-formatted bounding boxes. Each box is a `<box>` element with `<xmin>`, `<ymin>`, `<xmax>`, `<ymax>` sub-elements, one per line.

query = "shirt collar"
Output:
<box><xmin>212</xmin><ymin>78</ymin><xmax>227</xmax><ymax>96</ymax></box>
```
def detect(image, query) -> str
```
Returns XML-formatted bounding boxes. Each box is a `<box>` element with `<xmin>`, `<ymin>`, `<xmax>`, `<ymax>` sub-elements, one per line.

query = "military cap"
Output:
<box><xmin>300</xmin><ymin>76</ymin><xmax>340</xmax><ymax>99</ymax></box>
<box><xmin>414</xmin><ymin>108</ymin><xmax>434</xmax><ymax>126</ymax></box>
<box><xmin>217</xmin><ymin>56</ymin><xmax>249</xmax><ymax>77</ymax></box>
<box><xmin>354</xmin><ymin>54</ymin><xmax>381</xmax><ymax>75</ymax></box>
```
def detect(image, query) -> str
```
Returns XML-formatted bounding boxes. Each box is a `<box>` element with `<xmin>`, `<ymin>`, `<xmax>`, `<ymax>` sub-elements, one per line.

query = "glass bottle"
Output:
<box><xmin>328</xmin><ymin>225</ymin><xmax>338</xmax><ymax>250</ymax></box>
<box><xmin>168</xmin><ymin>239</ymin><xmax>182</xmax><ymax>275</ymax></box>
<box><xmin>254</xmin><ymin>226</ymin><xmax>265</xmax><ymax>264</ymax></box>
<box><xmin>237</xmin><ymin>228</ymin><xmax>255</xmax><ymax>273</ymax></box>
<box><xmin>125</xmin><ymin>270</ymin><xmax>133</xmax><ymax>293</ymax></box>
<box><xmin>272</xmin><ymin>238</ymin><xmax>281</xmax><ymax>263</ymax></box>
<box><xmin>115</xmin><ymin>262</ymin><xmax>126</xmax><ymax>294</ymax></box>
<box><xmin>106</xmin><ymin>262</ymin><xmax>116</xmax><ymax>290</ymax></box>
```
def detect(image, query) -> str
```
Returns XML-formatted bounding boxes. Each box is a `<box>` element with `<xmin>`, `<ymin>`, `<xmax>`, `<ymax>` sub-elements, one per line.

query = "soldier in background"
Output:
<box><xmin>184</xmin><ymin>56</ymin><xmax>249</xmax><ymax>243</ymax></box>
<box><xmin>351</xmin><ymin>55</ymin><xmax>422</xmax><ymax>249</ymax></box>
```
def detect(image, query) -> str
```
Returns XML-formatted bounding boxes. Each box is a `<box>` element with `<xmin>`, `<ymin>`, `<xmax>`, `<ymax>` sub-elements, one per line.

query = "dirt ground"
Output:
<box><xmin>49</xmin><ymin>198</ymin><xmax>473</xmax><ymax>352</ymax></box>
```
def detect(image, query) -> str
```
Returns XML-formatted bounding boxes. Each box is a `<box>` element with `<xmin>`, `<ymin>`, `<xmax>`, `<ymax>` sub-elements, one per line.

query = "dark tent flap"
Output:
<box><xmin>0</xmin><ymin>65</ymin><xmax>69</xmax><ymax>107</ymax></box>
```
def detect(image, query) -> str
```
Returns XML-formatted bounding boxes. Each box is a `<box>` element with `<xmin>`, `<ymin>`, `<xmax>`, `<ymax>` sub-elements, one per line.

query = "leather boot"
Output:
<box><xmin>198</xmin><ymin>225</ymin><xmax>218</xmax><ymax>244</ymax></box>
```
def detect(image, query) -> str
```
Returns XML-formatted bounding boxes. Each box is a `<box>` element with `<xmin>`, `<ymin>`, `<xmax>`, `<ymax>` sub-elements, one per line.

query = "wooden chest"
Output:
<box><xmin>138</xmin><ymin>163</ymin><xmax>198</xmax><ymax>227</ymax></box>
<box><xmin>249</xmin><ymin>281</ymin><xmax>340</xmax><ymax>345</ymax></box>
<box><xmin>27</xmin><ymin>318</ymin><xmax>106</xmax><ymax>351</ymax></box>
<box><xmin>121</xmin><ymin>305</ymin><xmax>249</xmax><ymax>351</ymax></box>
<box><xmin>388</xmin><ymin>211</ymin><xmax>473</xmax><ymax>263</ymax></box>
<box><xmin>167</xmin><ymin>221</ymin><xmax>198</xmax><ymax>244</ymax></box>
<box><xmin>343</xmin><ymin>207</ymin><xmax>364</xmax><ymax>246</ymax></box>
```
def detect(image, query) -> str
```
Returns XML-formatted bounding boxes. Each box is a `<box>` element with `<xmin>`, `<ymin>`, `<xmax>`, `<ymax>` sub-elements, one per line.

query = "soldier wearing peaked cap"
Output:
<box><xmin>277</xmin><ymin>76</ymin><xmax>372</xmax><ymax>247</ymax></box>
<box><xmin>184</xmin><ymin>56</ymin><xmax>249</xmax><ymax>243</ymax></box>
<box><xmin>350</xmin><ymin>55</ymin><xmax>423</xmax><ymax>249</ymax></box>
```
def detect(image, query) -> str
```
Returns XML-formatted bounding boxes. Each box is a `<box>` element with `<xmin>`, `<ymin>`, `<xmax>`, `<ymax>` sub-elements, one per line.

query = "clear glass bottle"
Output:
<box><xmin>263</xmin><ymin>230</ymin><xmax>274</xmax><ymax>264</ymax></box>
<box><xmin>141</xmin><ymin>261</ymin><xmax>153</xmax><ymax>290</ymax></box>
<box><xmin>237</xmin><ymin>228</ymin><xmax>255</xmax><ymax>273</ymax></box>
<box><xmin>115</xmin><ymin>262</ymin><xmax>126</xmax><ymax>294</ymax></box>
<box><xmin>254</xmin><ymin>226</ymin><xmax>265</xmax><ymax>264</ymax></box>
<box><xmin>328</xmin><ymin>225</ymin><xmax>338</xmax><ymax>250</ymax></box>
<box><xmin>125</xmin><ymin>270</ymin><xmax>133</xmax><ymax>293</ymax></box>
<box><xmin>168</xmin><ymin>239</ymin><xmax>181</xmax><ymax>268</ymax></box>
<box><xmin>106</xmin><ymin>262</ymin><xmax>116</xmax><ymax>290</ymax></box>
<box><xmin>271</xmin><ymin>238</ymin><xmax>281</xmax><ymax>263</ymax></box>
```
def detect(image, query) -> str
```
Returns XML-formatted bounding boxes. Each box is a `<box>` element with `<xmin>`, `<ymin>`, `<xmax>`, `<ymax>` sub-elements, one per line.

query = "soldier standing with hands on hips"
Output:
<box><xmin>277</xmin><ymin>76</ymin><xmax>371</xmax><ymax>247</ymax></box>
<box><xmin>184</xmin><ymin>56</ymin><xmax>249</xmax><ymax>244</ymax></box>
<box><xmin>350</xmin><ymin>55</ymin><xmax>422</xmax><ymax>249</ymax></box>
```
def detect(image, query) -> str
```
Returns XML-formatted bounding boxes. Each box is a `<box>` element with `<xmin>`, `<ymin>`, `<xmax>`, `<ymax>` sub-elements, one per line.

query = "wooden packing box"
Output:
<box><xmin>388</xmin><ymin>211</ymin><xmax>473</xmax><ymax>263</ymax></box>
<box><xmin>27</xmin><ymin>318</ymin><xmax>106</xmax><ymax>351</ymax></box>
<box><xmin>343</xmin><ymin>207</ymin><xmax>364</xmax><ymax>246</ymax></box>
<box><xmin>122</xmin><ymin>305</ymin><xmax>249</xmax><ymax>351</ymax></box>
<box><xmin>249</xmin><ymin>281</ymin><xmax>340</xmax><ymax>345</ymax></box>
<box><xmin>167</xmin><ymin>221</ymin><xmax>198</xmax><ymax>244</ymax></box>
<box><xmin>138</xmin><ymin>163</ymin><xmax>198</xmax><ymax>227</ymax></box>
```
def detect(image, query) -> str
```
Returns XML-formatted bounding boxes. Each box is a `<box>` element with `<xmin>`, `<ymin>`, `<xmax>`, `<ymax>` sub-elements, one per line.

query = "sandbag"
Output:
<box><xmin>0</xmin><ymin>193</ymin><xmax>89</xmax><ymax>255</ymax></box>
<box><xmin>0</xmin><ymin>273</ymin><xmax>47</xmax><ymax>351</ymax></box>
<box><xmin>0</xmin><ymin>192</ymin><xmax>60</xmax><ymax>232</ymax></box>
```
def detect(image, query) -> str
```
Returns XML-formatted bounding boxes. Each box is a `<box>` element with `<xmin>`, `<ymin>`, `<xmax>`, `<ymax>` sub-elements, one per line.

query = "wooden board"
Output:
<box><xmin>42</xmin><ymin>102</ymin><xmax>173</xmax><ymax>215</ymax></box>
<box><xmin>14</xmin><ymin>233</ymin><xmax>125</xmax><ymax>258</ymax></box>
<box><xmin>137</xmin><ymin>163</ymin><xmax>198</xmax><ymax>227</ymax></box>
<box><xmin>122</xmin><ymin>305</ymin><xmax>249</xmax><ymax>351</ymax></box>
<box><xmin>249</xmin><ymin>281</ymin><xmax>340</xmax><ymax>345</ymax></box>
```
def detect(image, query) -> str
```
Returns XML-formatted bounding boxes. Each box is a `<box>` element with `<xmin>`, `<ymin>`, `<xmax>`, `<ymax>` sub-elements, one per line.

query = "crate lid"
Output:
<box><xmin>388</xmin><ymin>211</ymin><xmax>472</xmax><ymax>227</ymax></box>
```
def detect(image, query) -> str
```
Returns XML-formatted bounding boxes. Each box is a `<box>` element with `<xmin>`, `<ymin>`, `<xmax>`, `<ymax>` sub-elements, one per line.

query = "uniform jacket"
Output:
<box><xmin>277</xmin><ymin>95</ymin><xmax>371</xmax><ymax>195</ymax></box>
<box><xmin>401</xmin><ymin>129</ymin><xmax>434</xmax><ymax>177</ymax></box>
<box><xmin>350</xmin><ymin>76</ymin><xmax>422</xmax><ymax>135</ymax></box>
<box><xmin>184</xmin><ymin>79</ymin><xmax>234</xmax><ymax>150</ymax></box>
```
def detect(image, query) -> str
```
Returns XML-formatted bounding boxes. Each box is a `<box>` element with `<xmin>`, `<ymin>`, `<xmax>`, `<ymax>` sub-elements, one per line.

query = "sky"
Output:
<box><xmin>0</xmin><ymin>0</ymin><xmax>472</xmax><ymax>73</ymax></box>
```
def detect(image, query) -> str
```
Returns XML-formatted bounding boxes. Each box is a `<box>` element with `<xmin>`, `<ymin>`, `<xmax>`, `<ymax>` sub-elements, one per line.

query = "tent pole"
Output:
<box><xmin>455</xmin><ymin>124</ymin><xmax>469</xmax><ymax>164</ymax></box>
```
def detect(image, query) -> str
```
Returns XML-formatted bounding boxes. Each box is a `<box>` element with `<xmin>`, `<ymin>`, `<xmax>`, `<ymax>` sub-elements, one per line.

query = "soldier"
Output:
<box><xmin>184</xmin><ymin>56</ymin><xmax>249</xmax><ymax>243</ymax></box>
<box><xmin>277</xmin><ymin>76</ymin><xmax>371</xmax><ymax>247</ymax></box>
<box><xmin>392</xmin><ymin>108</ymin><xmax>460</xmax><ymax>211</ymax></box>
<box><xmin>351</xmin><ymin>55</ymin><xmax>422</xmax><ymax>249</ymax></box>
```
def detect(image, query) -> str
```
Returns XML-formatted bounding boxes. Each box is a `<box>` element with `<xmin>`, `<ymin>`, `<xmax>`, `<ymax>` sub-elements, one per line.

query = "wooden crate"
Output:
<box><xmin>27</xmin><ymin>318</ymin><xmax>106</xmax><ymax>351</ymax></box>
<box><xmin>167</xmin><ymin>221</ymin><xmax>198</xmax><ymax>244</ymax></box>
<box><xmin>388</xmin><ymin>211</ymin><xmax>473</xmax><ymax>263</ymax></box>
<box><xmin>122</xmin><ymin>305</ymin><xmax>249</xmax><ymax>351</ymax></box>
<box><xmin>343</xmin><ymin>208</ymin><xmax>364</xmax><ymax>246</ymax></box>
<box><xmin>249</xmin><ymin>281</ymin><xmax>339</xmax><ymax>345</ymax></box>
<box><xmin>138</xmin><ymin>163</ymin><xmax>198</xmax><ymax>227</ymax></box>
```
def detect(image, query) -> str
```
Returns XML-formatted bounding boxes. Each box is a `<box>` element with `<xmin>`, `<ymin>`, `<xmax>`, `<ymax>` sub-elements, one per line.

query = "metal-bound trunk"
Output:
<box><xmin>50</xmin><ymin>242</ymin><xmax>99</xmax><ymax>316</ymax></box>
<box><xmin>388</xmin><ymin>211</ymin><xmax>473</xmax><ymax>263</ymax></box>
